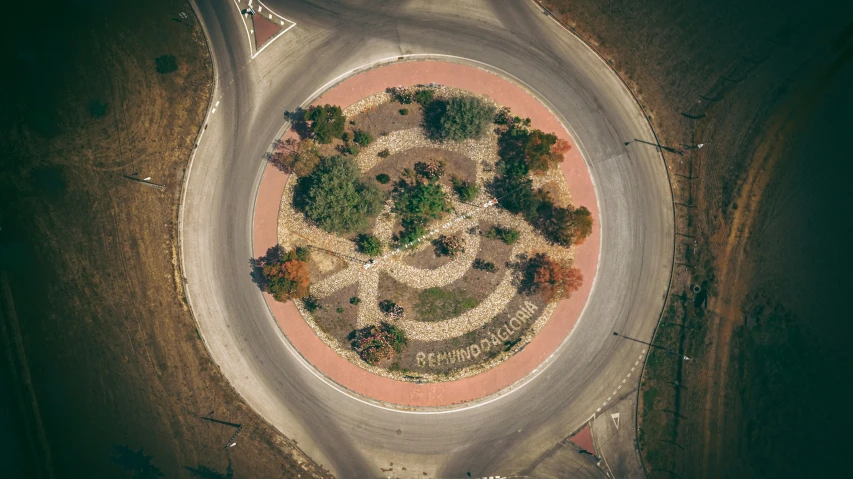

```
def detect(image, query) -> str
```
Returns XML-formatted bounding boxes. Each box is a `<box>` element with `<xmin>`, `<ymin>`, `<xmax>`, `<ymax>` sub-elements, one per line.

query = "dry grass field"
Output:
<box><xmin>541</xmin><ymin>0</ymin><xmax>853</xmax><ymax>477</ymax></box>
<box><xmin>0</xmin><ymin>1</ymin><xmax>328</xmax><ymax>478</ymax></box>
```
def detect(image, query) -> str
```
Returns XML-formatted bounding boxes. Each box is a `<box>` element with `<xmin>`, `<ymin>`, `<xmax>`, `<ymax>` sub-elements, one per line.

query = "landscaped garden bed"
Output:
<box><xmin>258</xmin><ymin>85</ymin><xmax>592</xmax><ymax>382</ymax></box>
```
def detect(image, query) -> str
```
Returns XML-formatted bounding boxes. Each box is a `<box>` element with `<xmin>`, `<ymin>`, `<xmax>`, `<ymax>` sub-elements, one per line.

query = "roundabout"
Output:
<box><xmin>182</xmin><ymin>1</ymin><xmax>674</xmax><ymax>477</ymax></box>
<box><xmin>254</xmin><ymin>61</ymin><xmax>600</xmax><ymax>405</ymax></box>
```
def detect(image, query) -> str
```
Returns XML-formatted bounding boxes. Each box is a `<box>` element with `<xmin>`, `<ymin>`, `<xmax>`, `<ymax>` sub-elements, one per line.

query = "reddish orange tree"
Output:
<box><xmin>259</xmin><ymin>247</ymin><xmax>311</xmax><ymax>302</ymax></box>
<box><xmin>521</xmin><ymin>253</ymin><xmax>583</xmax><ymax>302</ymax></box>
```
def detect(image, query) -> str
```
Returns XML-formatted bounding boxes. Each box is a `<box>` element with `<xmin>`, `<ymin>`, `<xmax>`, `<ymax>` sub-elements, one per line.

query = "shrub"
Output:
<box><xmin>497</xmin><ymin>125</ymin><xmax>565</xmax><ymax>174</ymax></box>
<box><xmin>492</xmin><ymin>174</ymin><xmax>540</xmax><ymax>219</ymax></box>
<box><xmin>302</xmin><ymin>295</ymin><xmax>321</xmax><ymax>312</ymax></box>
<box><xmin>473</xmin><ymin>258</ymin><xmax>496</xmax><ymax>273</ymax></box>
<box><xmin>155</xmin><ymin>54</ymin><xmax>178</xmax><ymax>74</ymax></box>
<box><xmin>451</xmin><ymin>175</ymin><xmax>480</xmax><ymax>202</ymax></box>
<box><xmin>414</xmin><ymin>89</ymin><xmax>435</xmax><ymax>105</ymax></box>
<box><xmin>433</xmin><ymin>235</ymin><xmax>465</xmax><ymax>258</ymax></box>
<box><xmin>270</xmin><ymin>138</ymin><xmax>322</xmax><ymax>177</ymax></box>
<box><xmin>357</xmin><ymin>234</ymin><xmax>383</xmax><ymax>257</ymax></box>
<box><xmin>520</xmin><ymin>253</ymin><xmax>583</xmax><ymax>302</ymax></box>
<box><xmin>494</xmin><ymin>107</ymin><xmax>513</xmax><ymax>125</ymax></box>
<box><xmin>341</xmin><ymin>143</ymin><xmax>360</xmax><ymax>156</ymax></box>
<box><xmin>394</xmin><ymin>182</ymin><xmax>451</xmax><ymax>227</ymax></box>
<box><xmin>375</xmin><ymin>173</ymin><xmax>391</xmax><ymax>184</ymax></box>
<box><xmin>534</xmin><ymin>193</ymin><xmax>593</xmax><ymax>247</ymax></box>
<box><xmin>484</xmin><ymin>225</ymin><xmax>520</xmax><ymax>245</ymax></box>
<box><xmin>297</xmin><ymin>156</ymin><xmax>385</xmax><ymax>233</ymax></box>
<box><xmin>413</xmin><ymin>159</ymin><xmax>446</xmax><ymax>183</ymax></box>
<box><xmin>397</xmin><ymin>225</ymin><xmax>426</xmax><ymax>246</ymax></box>
<box><xmin>426</xmin><ymin>96</ymin><xmax>496</xmax><ymax>141</ymax></box>
<box><xmin>336</xmin><ymin>307</ymin><xmax>344</xmax><ymax>313</ymax></box>
<box><xmin>350</xmin><ymin>296</ymin><xmax>361</xmax><ymax>305</ymax></box>
<box><xmin>399</xmin><ymin>108</ymin><xmax>409</xmax><ymax>115</ymax></box>
<box><xmin>294</xmin><ymin>246</ymin><xmax>311</xmax><ymax>261</ymax></box>
<box><xmin>388</xmin><ymin>87</ymin><xmax>415</xmax><ymax>104</ymax></box>
<box><xmin>305</xmin><ymin>104</ymin><xmax>346</xmax><ymax>144</ymax></box>
<box><xmin>377</xmin><ymin>149</ymin><xmax>391</xmax><ymax>159</ymax></box>
<box><xmin>379</xmin><ymin>300</ymin><xmax>405</xmax><ymax>319</ymax></box>
<box><xmin>353</xmin><ymin>130</ymin><xmax>373</xmax><ymax>146</ymax></box>
<box><xmin>350</xmin><ymin>323</ymin><xmax>407</xmax><ymax>364</ymax></box>
<box><xmin>261</xmin><ymin>248</ymin><xmax>311</xmax><ymax>302</ymax></box>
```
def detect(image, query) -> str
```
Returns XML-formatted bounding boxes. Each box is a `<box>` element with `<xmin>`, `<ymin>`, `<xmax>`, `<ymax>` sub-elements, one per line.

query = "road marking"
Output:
<box><xmin>232</xmin><ymin>0</ymin><xmax>296</xmax><ymax>60</ymax></box>
<box><xmin>215</xmin><ymin>101</ymin><xmax>220</xmax><ymax>107</ymax></box>
<box><xmin>611</xmin><ymin>412</ymin><xmax>620</xmax><ymax>429</ymax></box>
<box><xmin>211</xmin><ymin>108</ymin><xmax>216</xmax><ymax>114</ymax></box>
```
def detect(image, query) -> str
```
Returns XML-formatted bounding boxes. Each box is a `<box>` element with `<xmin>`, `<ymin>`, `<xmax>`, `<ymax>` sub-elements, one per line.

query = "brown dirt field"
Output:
<box><xmin>0</xmin><ymin>2</ymin><xmax>329</xmax><ymax>478</ymax></box>
<box><xmin>350</xmin><ymin>100</ymin><xmax>424</xmax><ymax>136</ymax></box>
<box><xmin>541</xmin><ymin>0</ymin><xmax>853</xmax><ymax>477</ymax></box>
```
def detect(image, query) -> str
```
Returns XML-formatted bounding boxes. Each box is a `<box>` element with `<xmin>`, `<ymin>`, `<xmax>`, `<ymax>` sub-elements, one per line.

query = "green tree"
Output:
<box><xmin>493</xmin><ymin>174</ymin><xmax>540</xmax><ymax>220</ymax></box>
<box><xmin>110</xmin><ymin>445</ymin><xmax>164</xmax><ymax>479</ymax></box>
<box><xmin>261</xmin><ymin>248</ymin><xmax>311</xmax><ymax>302</ymax></box>
<box><xmin>451</xmin><ymin>175</ymin><xmax>480</xmax><ymax>201</ymax></box>
<box><xmin>426</xmin><ymin>96</ymin><xmax>496</xmax><ymax>141</ymax></box>
<box><xmin>357</xmin><ymin>234</ymin><xmax>382</xmax><ymax>256</ymax></box>
<box><xmin>155</xmin><ymin>55</ymin><xmax>177</xmax><ymax>74</ymax></box>
<box><xmin>395</xmin><ymin>182</ymin><xmax>451</xmax><ymax>228</ymax></box>
<box><xmin>297</xmin><ymin>156</ymin><xmax>385</xmax><ymax>233</ymax></box>
<box><xmin>353</xmin><ymin>129</ymin><xmax>373</xmax><ymax>146</ymax></box>
<box><xmin>305</xmin><ymin>104</ymin><xmax>346</xmax><ymax>143</ymax></box>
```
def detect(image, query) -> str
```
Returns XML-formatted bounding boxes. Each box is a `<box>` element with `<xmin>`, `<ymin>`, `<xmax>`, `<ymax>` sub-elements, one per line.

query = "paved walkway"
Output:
<box><xmin>253</xmin><ymin>60</ymin><xmax>600</xmax><ymax>407</ymax></box>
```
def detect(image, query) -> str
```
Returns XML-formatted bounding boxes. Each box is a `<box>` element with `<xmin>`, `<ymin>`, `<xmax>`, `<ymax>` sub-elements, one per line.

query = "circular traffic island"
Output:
<box><xmin>252</xmin><ymin>60</ymin><xmax>600</xmax><ymax>406</ymax></box>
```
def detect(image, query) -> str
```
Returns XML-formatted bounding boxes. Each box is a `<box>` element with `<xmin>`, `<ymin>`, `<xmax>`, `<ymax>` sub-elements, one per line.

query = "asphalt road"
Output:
<box><xmin>181</xmin><ymin>1</ymin><xmax>673</xmax><ymax>477</ymax></box>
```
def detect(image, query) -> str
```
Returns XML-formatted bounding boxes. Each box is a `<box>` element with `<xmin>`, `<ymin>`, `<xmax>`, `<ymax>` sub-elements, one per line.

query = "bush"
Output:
<box><xmin>350</xmin><ymin>296</ymin><xmax>361</xmax><ymax>305</ymax></box>
<box><xmin>473</xmin><ymin>258</ymin><xmax>496</xmax><ymax>273</ymax></box>
<box><xmin>497</xmin><ymin>125</ymin><xmax>565</xmax><ymax>174</ymax></box>
<box><xmin>302</xmin><ymin>295</ymin><xmax>321</xmax><ymax>312</ymax></box>
<box><xmin>426</xmin><ymin>96</ymin><xmax>496</xmax><ymax>141</ymax></box>
<box><xmin>353</xmin><ymin>130</ymin><xmax>373</xmax><ymax>146</ymax></box>
<box><xmin>414</xmin><ymin>159</ymin><xmax>446</xmax><ymax>183</ymax></box>
<box><xmin>378</xmin><ymin>300</ymin><xmax>405</xmax><ymax>319</ymax></box>
<box><xmin>375</xmin><ymin>173</ymin><xmax>391</xmax><ymax>184</ymax></box>
<box><xmin>395</xmin><ymin>182</ymin><xmax>451</xmax><ymax>227</ymax></box>
<box><xmin>484</xmin><ymin>225</ymin><xmax>520</xmax><ymax>245</ymax></box>
<box><xmin>492</xmin><ymin>174</ymin><xmax>540</xmax><ymax>220</ymax></box>
<box><xmin>357</xmin><ymin>234</ymin><xmax>382</xmax><ymax>257</ymax></box>
<box><xmin>297</xmin><ymin>156</ymin><xmax>385</xmax><ymax>233</ymax></box>
<box><xmin>294</xmin><ymin>246</ymin><xmax>311</xmax><ymax>261</ymax></box>
<box><xmin>433</xmin><ymin>235</ymin><xmax>465</xmax><ymax>258</ymax></box>
<box><xmin>388</xmin><ymin>87</ymin><xmax>415</xmax><ymax>104</ymax></box>
<box><xmin>377</xmin><ymin>149</ymin><xmax>391</xmax><ymax>159</ymax></box>
<box><xmin>397</xmin><ymin>225</ymin><xmax>426</xmax><ymax>246</ymax></box>
<box><xmin>155</xmin><ymin>54</ymin><xmax>178</xmax><ymax>74</ymax></box>
<box><xmin>534</xmin><ymin>193</ymin><xmax>593</xmax><ymax>247</ymax></box>
<box><xmin>336</xmin><ymin>307</ymin><xmax>344</xmax><ymax>313</ymax></box>
<box><xmin>350</xmin><ymin>323</ymin><xmax>407</xmax><ymax>365</ymax></box>
<box><xmin>341</xmin><ymin>143</ymin><xmax>360</xmax><ymax>156</ymax></box>
<box><xmin>270</xmin><ymin>138</ymin><xmax>321</xmax><ymax>177</ymax></box>
<box><xmin>399</xmin><ymin>108</ymin><xmax>409</xmax><ymax>115</ymax></box>
<box><xmin>414</xmin><ymin>89</ymin><xmax>435</xmax><ymax>105</ymax></box>
<box><xmin>451</xmin><ymin>175</ymin><xmax>480</xmax><ymax>202</ymax></box>
<box><xmin>261</xmin><ymin>248</ymin><xmax>311</xmax><ymax>302</ymax></box>
<box><xmin>305</xmin><ymin>105</ymin><xmax>346</xmax><ymax>144</ymax></box>
<box><xmin>520</xmin><ymin>253</ymin><xmax>583</xmax><ymax>302</ymax></box>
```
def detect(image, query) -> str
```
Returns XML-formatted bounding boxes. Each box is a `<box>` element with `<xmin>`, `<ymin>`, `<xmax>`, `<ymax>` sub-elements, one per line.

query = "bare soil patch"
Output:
<box><xmin>350</xmin><ymin>100</ymin><xmax>424</xmax><ymax>136</ymax></box>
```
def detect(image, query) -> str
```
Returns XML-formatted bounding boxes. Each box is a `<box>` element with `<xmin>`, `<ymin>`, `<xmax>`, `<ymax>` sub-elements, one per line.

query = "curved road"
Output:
<box><xmin>181</xmin><ymin>1</ymin><xmax>673</xmax><ymax>477</ymax></box>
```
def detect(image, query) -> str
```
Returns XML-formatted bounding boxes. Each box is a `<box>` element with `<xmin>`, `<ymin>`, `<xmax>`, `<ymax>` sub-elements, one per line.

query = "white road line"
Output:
<box><xmin>211</xmin><ymin>108</ymin><xmax>216</xmax><ymax>113</ymax></box>
<box><xmin>215</xmin><ymin>101</ymin><xmax>220</xmax><ymax>107</ymax></box>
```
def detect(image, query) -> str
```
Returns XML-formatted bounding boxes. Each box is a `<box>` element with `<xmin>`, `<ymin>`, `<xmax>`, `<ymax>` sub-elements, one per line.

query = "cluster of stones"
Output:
<box><xmin>278</xmin><ymin>87</ymin><xmax>575</xmax><ymax>382</ymax></box>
